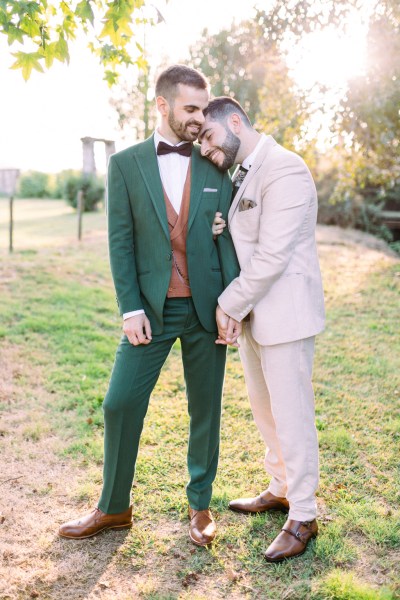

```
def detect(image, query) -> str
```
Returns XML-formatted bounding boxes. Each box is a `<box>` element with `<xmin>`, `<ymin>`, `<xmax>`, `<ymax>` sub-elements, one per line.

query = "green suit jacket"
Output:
<box><xmin>107</xmin><ymin>134</ymin><xmax>239</xmax><ymax>335</ymax></box>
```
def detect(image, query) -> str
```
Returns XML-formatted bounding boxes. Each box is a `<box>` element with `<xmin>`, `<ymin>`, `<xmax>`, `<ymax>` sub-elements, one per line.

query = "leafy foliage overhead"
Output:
<box><xmin>0</xmin><ymin>0</ymin><xmax>164</xmax><ymax>84</ymax></box>
<box><xmin>319</xmin><ymin>0</ymin><xmax>400</xmax><ymax>244</ymax></box>
<box><xmin>333</xmin><ymin>0</ymin><xmax>400</xmax><ymax>206</ymax></box>
<box><xmin>189</xmin><ymin>1</ymin><xmax>358</xmax><ymax>125</ymax></box>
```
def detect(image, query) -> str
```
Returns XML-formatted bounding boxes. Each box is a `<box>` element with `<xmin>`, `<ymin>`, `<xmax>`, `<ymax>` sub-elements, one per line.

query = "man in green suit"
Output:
<box><xmin>58</xmin><ymin>65</ymin><xmax>239</xmax><ymax>546</ymax></box>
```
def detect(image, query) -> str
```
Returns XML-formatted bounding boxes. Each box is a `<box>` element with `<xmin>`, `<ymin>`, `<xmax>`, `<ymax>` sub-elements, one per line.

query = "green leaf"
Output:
<box><xmin>58</xmin><ymin>13</ymin><xmax>77</xmax><ymax>40</ymax></box>
<box><xmin>55</xmin><ymin>34</ymin><xmax>69</xmax><ymax>63</ymax></box>
<box><xmin>75</xmin><ymin>0</ymin><xmax>94</xmax><ymax>25</ymax></box>
<box><xmin>104</xmin><ymin>69</ymin><xmax>118</xmax><ymax>86</ymax></box>
<box><xmin>60</xmin><ymin>1</ymin><xmax>74</xmax><ymax>18</ymax></box>
<box><xmin>99</xmin><ymin>1</ymin><xmax>134</xmax><ymax>46</ymax></box>
<box><xmin>7</xmin><ymin>24</ymin><xmax>25</xmax><ymax>45</ymax></box>
<box><xmin>20</xmin><ymin>15</ymin><xmax>42</xmax><ymax>39</ymax></box>
<box><xmin>17</xmin><ymin>2</ymin><xmax>42</xmax><ymax>19</ymax></box>
<box><xmin>99</xmin><ymin>18</ymin><xmax>133</xmax><ymax>46</ymax></box>
<box><xmin>136</xmin><ymin>55</ymin><xmax>147</xmax><ymax>71</ymax></box>
<box><xmin>11</xmin><ymin>51</ymin><xmax>44</xmax><ymax>80</ymax></box>
<box><xmin>42</xmin><ymin>40</ymin><xmax>57</xmax><ymax>68</ymax></box>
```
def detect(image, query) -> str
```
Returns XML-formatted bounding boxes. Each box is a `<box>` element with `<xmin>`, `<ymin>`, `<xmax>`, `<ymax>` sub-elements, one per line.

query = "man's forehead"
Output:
<box><xmin>175</xmin><ymin>83</ymin><xmax>209</xmax><ymax>103</ymax></box>
<box><xmin>199</xmin><ymin>120</ymin><xmax>219</xmax><ymax>140</ymax></box>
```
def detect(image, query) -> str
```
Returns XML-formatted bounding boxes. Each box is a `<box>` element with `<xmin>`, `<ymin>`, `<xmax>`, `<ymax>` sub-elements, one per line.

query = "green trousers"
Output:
<box><xmin>98</xmin><ymin>297</ymin><xmax>227</xmax><ymax>514</ymax></box>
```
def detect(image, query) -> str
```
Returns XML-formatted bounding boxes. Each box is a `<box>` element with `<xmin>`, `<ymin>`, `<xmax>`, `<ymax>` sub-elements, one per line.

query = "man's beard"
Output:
<box><xmin>215</xmin><ymin>129</ymin><xmax>241</xmax><ymax>171</ymax></box>
<box><xmin>168</xmin><ymin>109</ymin><xmax>201</xmax><ymax>142</ymax></box>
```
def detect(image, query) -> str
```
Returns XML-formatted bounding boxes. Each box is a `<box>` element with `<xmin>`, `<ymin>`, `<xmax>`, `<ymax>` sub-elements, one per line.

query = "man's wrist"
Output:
<box><xmin>123</xmin><ymin>309</ymin><xmax>145</xmax><ymax>320</ymax></box>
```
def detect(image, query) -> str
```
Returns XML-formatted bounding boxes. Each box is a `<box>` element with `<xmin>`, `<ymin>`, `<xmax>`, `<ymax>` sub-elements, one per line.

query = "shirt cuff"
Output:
<box><xmin>123</xmin><ymin>309</ymin><xmax>145</xmax><ymax>320</ymax></box>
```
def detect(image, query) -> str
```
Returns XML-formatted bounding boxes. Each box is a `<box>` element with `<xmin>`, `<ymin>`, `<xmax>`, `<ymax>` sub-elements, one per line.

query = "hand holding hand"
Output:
<box><xmin>212</xmin><ymin>211</ymin><xmax>226</xmax><ymax>237</ymax></box>
<box><xmin>216</xmin><ymin>305</ymin><xmax>229</xmax><ymax>338</ymax></box>
<box><xmin>123</xmin><ymin>313</ymin><xmax>152</xmax><ymax>346</ymax></box>
<box><xmin>215</xmin><ymin>306</ymin><xmax>242</xmax><ymax>347</ymax></box>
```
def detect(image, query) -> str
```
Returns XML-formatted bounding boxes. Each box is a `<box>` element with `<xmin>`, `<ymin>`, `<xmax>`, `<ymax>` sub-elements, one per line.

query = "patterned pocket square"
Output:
<box><xmin>203</xmin><ymin>187</ymin><xmax>218</xmax><ymax>192</ymax></box>
<box><xmin>238</xmin><ymin>198</ymin><xmax>257</xmax><ymax>212</ymax></box>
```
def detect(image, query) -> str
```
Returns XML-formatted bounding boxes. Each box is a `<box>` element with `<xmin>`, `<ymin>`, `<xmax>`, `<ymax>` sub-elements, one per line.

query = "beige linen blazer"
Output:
<box><xmin>218</xmin><ymin>135</ymin><xmax>325</xmax><ymax>346</ymax></box>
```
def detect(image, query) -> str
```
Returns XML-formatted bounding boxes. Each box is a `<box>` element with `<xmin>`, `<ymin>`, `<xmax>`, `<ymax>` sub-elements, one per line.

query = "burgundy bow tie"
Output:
<box><xmin>157</xmin><ymin>141</ymin><xmax>192</xmax><ymax>157</ymax></box>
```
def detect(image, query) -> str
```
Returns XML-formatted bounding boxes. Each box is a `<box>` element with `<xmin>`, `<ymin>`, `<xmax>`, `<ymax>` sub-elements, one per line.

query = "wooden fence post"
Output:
<box><xmin>0</xmin><ymin>169</ymin><xmax>19</xmax><ymax>252</ymax></box>
<box><xmin>9</xmin><ymin>195</ymin><xmax>14</xmax><ymax>253</ymax></box>
<box><xmin>77</xmin><ymin>190</ymin><xmax>84</xmax><ymax>241</ymax></box>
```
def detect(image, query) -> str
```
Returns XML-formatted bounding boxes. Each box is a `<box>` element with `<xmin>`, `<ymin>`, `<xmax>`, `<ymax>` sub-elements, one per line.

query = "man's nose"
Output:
<box><xmin>196</xmin><ymin>110</ymin><xmax>205</xmax><ymax>125</ymax></box>
<box><xmin>200</xmin><ymin>140</ymin><xmax>208</xmax><ymax>156</ymax></box>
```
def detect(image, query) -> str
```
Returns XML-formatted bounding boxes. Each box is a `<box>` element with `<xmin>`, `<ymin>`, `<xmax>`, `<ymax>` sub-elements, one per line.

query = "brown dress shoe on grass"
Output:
<box><xmin>264</xmin><ymin>518</ymin><xmax>318</xmax><ymax>562</ymax></box>
<box><xmin>58</xmin><ymin>506</ymin><xmax>133</xmax><ymax>539</ymax></box>
<box><xmin>188</xmin><ymin>507</ymin><xmax>216</xmax><ymax>547</ymax></box>
<box><xmin>229</xmin><ymin>490</ymin><xmax>289</xmax><ymax>514</ymax></box>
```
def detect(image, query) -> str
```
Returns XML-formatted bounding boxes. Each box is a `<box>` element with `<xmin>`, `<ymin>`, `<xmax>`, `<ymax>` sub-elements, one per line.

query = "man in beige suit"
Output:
<box><xmin>199</xmin><ymin>97</ymin><xmax>325</xmax><ymax>562</ymax></box>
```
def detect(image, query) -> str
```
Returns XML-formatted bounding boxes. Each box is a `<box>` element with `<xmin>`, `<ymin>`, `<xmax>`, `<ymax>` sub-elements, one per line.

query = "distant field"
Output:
<box><xmin>0</xmin><ymin>198</ymin><xmax>106</xmax><ymax>249</ymax></box>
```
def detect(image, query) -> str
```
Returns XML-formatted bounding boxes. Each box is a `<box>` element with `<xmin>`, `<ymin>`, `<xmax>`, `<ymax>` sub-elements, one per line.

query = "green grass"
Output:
<box><xmin>312</xmin><ymin>570</ymin><xmax>395</xmax><ymax>599</ymax></box>
<box><xmin>0</xmin><ymin>203</ymin><xmax>399</xmax><ymax>598</ymax></box>
<box><xmin>0</xmin><ymin>197</ymin><xmax>106</xmax><ymax>249</ymax></box>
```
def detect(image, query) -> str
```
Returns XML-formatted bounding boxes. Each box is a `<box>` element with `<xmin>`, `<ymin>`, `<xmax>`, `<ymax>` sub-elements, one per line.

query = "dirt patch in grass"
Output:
<box><xmin>0</xmin><ymin>346</ymin><xmax>118</xmax><ymax>598</ymax></box>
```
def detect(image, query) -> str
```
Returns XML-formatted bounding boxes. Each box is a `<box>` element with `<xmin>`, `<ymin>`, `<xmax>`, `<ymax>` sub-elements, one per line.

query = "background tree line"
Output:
<box><xmin>14</xmin><ymin>170</ymin><xmax>104</xmax><ymax>212</ymax></box>
<box><xmin>3</xmin><ymin>0</ymin><xmax>399</xmax><ymax>249</ymax></box>
<box><xmin>112</xmin><ymin>0</ymin><xmax>400</xmax><ymax>250</ymax></box>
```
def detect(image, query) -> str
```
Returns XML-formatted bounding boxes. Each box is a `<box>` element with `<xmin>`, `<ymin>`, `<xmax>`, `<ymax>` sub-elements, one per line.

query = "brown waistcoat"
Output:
<box><xmin>163</xmin><ymin>165</ymin><xmax>191</xmax><ymax>298</ymax></box>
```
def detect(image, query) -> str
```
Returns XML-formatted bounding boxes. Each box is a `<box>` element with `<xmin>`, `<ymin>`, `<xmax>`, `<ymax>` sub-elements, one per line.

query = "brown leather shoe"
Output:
<box><xmin>188</xmin><ymin>507</ymin><xmax>216</xmax><ymax>547</ymax></box>
<box><xmin>264</xmin><ymin>518</ymin><xmax>318</xmax><ymax>562</ymax></box>
<box><xmin>229</xmin><ymin>490</ymin><xmax>289</xmax><ymax>514</ymax></box>
<box><xmin>58</xmin><ymin>506</ymin><xmax>132</xmax><ymax>539</ymax></box>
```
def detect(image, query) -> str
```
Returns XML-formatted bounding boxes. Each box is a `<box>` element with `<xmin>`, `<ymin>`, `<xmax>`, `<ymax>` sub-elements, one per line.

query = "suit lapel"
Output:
<box><xmin>188</xmin><ymin>145</ymin><xmax>209</xmax><ymax>231</ymax></box>
<box><xmin>229</xmin><ymin>135</ymin><xmax>277</xmax><ymax>222</ymax></box>
<box><xmin>133</xmin><ymin>134</ymin><xmax>170</xmax><ymax>240</ymax></box>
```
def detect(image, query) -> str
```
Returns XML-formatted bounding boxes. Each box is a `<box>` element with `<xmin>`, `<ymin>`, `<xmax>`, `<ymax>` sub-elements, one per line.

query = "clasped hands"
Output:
<box><xmin>123</xmin><ymin>308</ymin><xmax>241</xmax><ymax>347</ymax></box>
<box><xmin>215</xmin><ymin>305</ymin><xmax>242</xmax><ymax>347</ymax></box>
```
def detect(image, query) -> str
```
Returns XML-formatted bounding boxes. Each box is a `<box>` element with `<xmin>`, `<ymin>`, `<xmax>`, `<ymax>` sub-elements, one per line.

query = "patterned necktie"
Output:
<box><xmin>231</xmin><ymin>165</ymin><xmax>248</xmax><ymax>201</ymax></box>
<box><xmin>157</xmin><ymin>141</ymin><xmax>192</xmax><ymax>157</ymax></box>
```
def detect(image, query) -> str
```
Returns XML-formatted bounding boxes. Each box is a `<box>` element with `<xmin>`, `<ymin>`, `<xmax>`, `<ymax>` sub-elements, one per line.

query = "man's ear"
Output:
<box><xmin>228</xmin><ymin>113</ymin><xmax>242</xmax><ymax>134</ymax></box>
<box><xmin>156</xmin><ymin>95</ymin><xmax>169</xmax><ymax>117</ymax></box>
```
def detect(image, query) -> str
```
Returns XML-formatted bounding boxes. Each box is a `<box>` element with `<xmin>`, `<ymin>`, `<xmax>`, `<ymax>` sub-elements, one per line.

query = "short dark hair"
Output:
<box><xmin>155</xmin><ymin>65</ymin><xmax>208</xmax><ymax>104</ymax></box>
<box><xmin>203</xmin><ymin>96</ymin><xmax>252</xmax><ymax>127</ymax></box>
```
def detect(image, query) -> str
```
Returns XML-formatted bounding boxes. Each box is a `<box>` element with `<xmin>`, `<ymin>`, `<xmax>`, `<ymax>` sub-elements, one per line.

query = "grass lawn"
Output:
<box><xmin>0</xmin><ymin>200</ymin><xmax>399</xmax><ymax>599</ymax></box>
<box><xmin>0</xmin><ymin>197</ymin><xmax>106</xmax><ymax>249</ymax></box>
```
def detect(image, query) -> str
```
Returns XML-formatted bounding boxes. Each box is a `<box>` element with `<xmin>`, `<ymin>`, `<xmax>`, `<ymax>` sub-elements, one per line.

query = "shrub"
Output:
<box><xmin>17</xmin><ymin>171</ymin><xmax>51</xmax><ymax>198</ymax></box>
<box><xmin>63</xmin><ymin>173</ymin><xmax>105</xmax><ymax>212</ymax></box>
<box><xmin>316</xmin><ymin>169</ymin><xmax>395</xmax><ymax>244</ymax></box>
<box><xmin>52</xmin><ymin>170</ymin><xmax>78</xmax><ymax>199</ymax></box>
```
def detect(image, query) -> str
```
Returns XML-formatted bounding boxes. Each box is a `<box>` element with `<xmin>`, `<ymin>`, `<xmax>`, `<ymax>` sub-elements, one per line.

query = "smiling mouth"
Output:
<box><xmin>209</xmin><ymin>149</ymin><xmax>223</xmax><ymax>163</ymax></box>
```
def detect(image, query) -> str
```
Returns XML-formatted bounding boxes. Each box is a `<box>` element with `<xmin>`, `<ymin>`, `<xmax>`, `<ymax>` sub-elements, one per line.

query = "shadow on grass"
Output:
<box><xmin>30</xmin><ymin>528</ymin><xmax>131</xmax><ymax>599</ymax></box>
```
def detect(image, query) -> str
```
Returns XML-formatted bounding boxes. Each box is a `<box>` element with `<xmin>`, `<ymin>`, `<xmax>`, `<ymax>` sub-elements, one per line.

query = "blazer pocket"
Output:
<box><xmin>236</xmin><ymin>205</ymin><xmax>259</xmax><ymax>223</ymax></box>
<box><xmin>238</xmin><ymin>198</ymin><xmax>257</xmax><ymax>212</ymax></box>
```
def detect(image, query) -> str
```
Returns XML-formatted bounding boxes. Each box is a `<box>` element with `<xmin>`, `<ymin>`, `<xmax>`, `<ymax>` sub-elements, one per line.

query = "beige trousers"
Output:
<box><xmin>239</xmin><ymin>323</ymin><xmax>319</xmax><ymax>521</ymax></box>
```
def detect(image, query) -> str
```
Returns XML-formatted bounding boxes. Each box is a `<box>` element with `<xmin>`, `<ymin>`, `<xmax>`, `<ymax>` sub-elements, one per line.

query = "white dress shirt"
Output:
<box><xmin>154</xmin><ymin>130</ymin><xmax>191</xmax><ymax>214</ymax></box>
<box><xmin>123</xmin><ymin>129</ymin><xmax>191</xmax><ymax>320</ymax></box>
<box><xmin>242</xmin><ymin>134</ymin><xmax>268</xmax><ymax>170</ymax></box>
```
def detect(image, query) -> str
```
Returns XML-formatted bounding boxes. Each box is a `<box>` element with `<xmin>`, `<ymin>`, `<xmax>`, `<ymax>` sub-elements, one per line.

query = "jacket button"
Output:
<box><xmin>167</xmin><ymin>253</ymin><xmax>171</xmax><ymax>260</ymax></box>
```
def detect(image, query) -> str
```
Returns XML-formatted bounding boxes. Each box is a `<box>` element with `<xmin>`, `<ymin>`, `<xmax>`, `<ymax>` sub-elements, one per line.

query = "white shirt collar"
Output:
<box><xmin>154</xmin><ymin>129</ymin><xmax>188</xmax><ymax>150</ymax></box>
<box><xmin>242</xmin><ymin>134</ymin><xmax>268</xmax><ymax>170</ymax></box>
